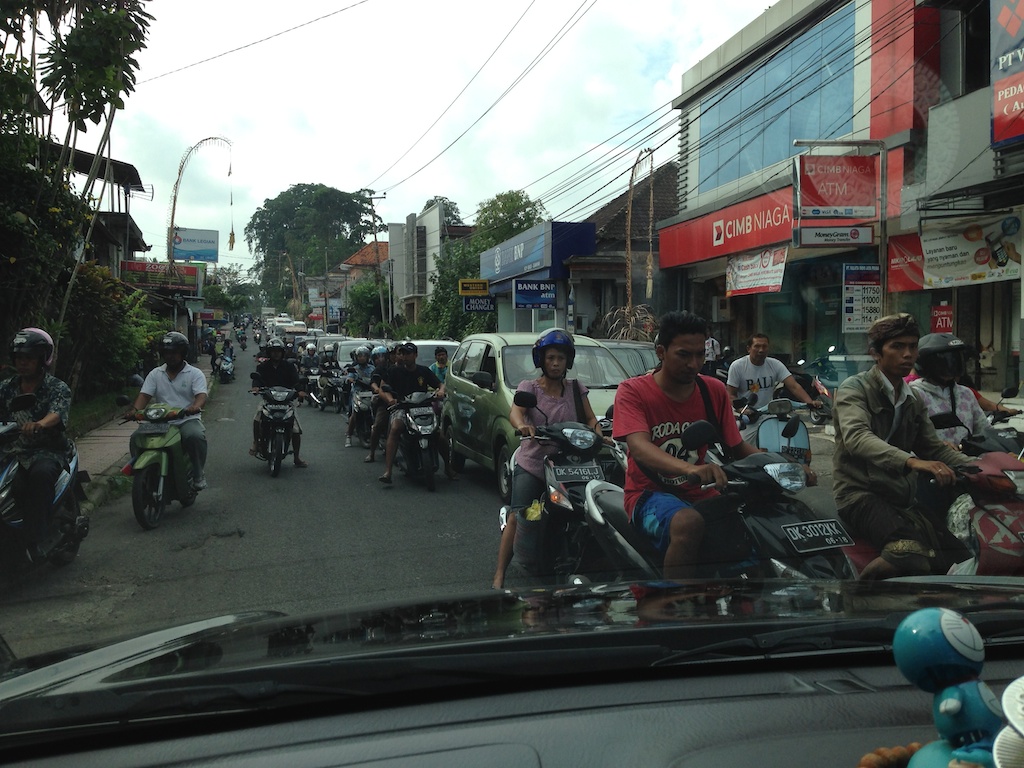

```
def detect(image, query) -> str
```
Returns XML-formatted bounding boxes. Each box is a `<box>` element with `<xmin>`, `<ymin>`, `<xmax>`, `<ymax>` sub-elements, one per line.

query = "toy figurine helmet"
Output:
<box><xmin>916</xmin><ymin>333</ymin><xmax>970</xmax><ymax>381</ymax></box>
<box><xmin>532</xmin><ymin>328</ymin><xmax>575</xmax><ymax>370</ymax></box>
<box><xmin>11</xmin><ymin>327</ymin><xmax>55</xmax><ymax>367</ymax></box>
<box><xmin>158</xmin><ymin>331</ymin><xmax>189</xmax><ymax>356</ymax></box>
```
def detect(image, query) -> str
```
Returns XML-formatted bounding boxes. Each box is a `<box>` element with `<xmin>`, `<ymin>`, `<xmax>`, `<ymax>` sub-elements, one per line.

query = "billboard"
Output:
<box><xmin>120</xmin><ymin>260</ymin><xmax>203</xmax><ymax>293</ymax></box>
<box><xmin>795</xmin><ymin>155</ymin><xmax>877</xmax><ymax>218</ymax></box>
<box><xmin>170</xmin><ymin>227</ymin><xmax>219</xmax><ymax>262</ymax></box>
<box><xmin>992</xmin><ymin>0</ymin><xmax>1024</xmax><ymax>146</ymax></box>
<box><xmin>725</xmin><ymin>246</ymin><xmax>788</xmax><ymax>297</ymax></box>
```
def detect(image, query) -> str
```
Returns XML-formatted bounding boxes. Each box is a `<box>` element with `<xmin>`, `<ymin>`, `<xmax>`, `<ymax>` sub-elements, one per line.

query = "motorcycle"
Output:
<box><xmin>497</xmin><ymin>391</ymin><xmax>627</xmax><ymax>585</ymax></box>
<box><xmin>348</xmin><ymin>376</ymin><xmax>377</xmax><ymax>446</ymax></box>
<box><xmin>318</xmin><ymin>368</ymin><xmax>346</xmax><ymax>413</ymax></box>
<box><xmin>239</xmin><ymin>337</ymin><xmax>247</xmax><ymax>351</ymax></box>
<box><xmin>251</xmin><ymin>372</ymin><xmax>299</xmax><ymax>478</ymax></box>
<box><xmin>301</xmin><ymin>366</ymin><xmax>322</xmax><ymax>408</ymax></box>
<box><xmin>117</xmin><ymin>395</ymin><xmax>199</xmax><ymax>530</ymax></box>
<box><xmin>218</xmin><ymin>353</ymin><xmax>235</xmax><ymax>384</ymax></box>
<box><xmin>388</xmin><ymin>390</ymin><xmax>443</xmax><ymax>491</ymax></box>
<box><xmin>0</xmin><ymin>394</ymin><xmax>90</xmax><ymax>569</ymax></box>
<box><xmin>582</xmin><ymin>420</ymin><xmax>856</xmax><ymax>582</ymax></box>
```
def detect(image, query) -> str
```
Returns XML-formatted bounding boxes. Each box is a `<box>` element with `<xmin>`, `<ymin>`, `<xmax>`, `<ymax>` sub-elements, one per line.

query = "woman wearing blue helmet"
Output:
<box><xmin>491</xmin><ymin>328</ymin><xmax>605</xmax><ymax>589</ymax></box>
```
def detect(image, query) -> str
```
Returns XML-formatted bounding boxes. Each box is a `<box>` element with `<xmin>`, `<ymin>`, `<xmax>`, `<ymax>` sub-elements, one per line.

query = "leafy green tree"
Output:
<box><xmin>244</xmin><ymin>184</ymin><xmax>382</xmax><ymax>307</ymax></box>
<box><xmin>344</xmin><ymin>276</ymin><xmax>390</xmax><ymax>337</ymax></box>
<box><xmin>470</xmin><ymin>190</ymin><xmax>548</xmax><ymax>250</ymax></box>
<box><xmin>421</xmin><ymin>196</ymin><xmax>464</xmax><ymax>226</ymax></box>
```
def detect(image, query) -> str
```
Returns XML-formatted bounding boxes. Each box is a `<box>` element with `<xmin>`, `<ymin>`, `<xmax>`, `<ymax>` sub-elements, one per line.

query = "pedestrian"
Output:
<box><xmin>702</xmin><ymin>332</ymin><xmax>722</xmax><ymax>376</ymax></box>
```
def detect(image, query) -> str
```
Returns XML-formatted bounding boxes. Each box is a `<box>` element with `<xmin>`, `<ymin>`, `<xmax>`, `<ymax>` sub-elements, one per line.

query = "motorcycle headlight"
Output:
<box><xmin>144</xmin><ymin>406</ymin><xmax>167</xmax><ymax>420</ymax></box>
<box><xmin>561</xmin><ymin>428</ymin><xmax>597</xmax><ymax>450</ymax></box>
<box><xmin>764</xmin><ymin>462</ymin><xmax>806</xmax><ymax>492</ymax></box>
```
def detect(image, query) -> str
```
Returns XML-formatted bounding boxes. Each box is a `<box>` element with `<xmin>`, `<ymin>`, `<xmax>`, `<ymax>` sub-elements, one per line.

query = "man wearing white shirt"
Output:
<box><xmin>726</xmin><ymin>333</ymin><xmax>821</xmax><ymax>411</ymax></box>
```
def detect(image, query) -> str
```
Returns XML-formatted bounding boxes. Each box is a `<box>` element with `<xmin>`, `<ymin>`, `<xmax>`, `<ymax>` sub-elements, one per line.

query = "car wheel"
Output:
<box><xmin>445</xmin><ymin>422</ymin><xmax>466</xmax><ymax>471</ymax></box>
<box><xmin>496</xmin><ymin>442</ymin><xmax>512</xmax><ymax>503</ymax></box>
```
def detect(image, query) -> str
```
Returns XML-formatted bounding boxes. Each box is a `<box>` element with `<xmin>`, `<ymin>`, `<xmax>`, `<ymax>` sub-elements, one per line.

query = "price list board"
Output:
<box><xmin>842</xmin><ymin>264</ymin><xmax>881</xmax><ymax>334</ymax></box>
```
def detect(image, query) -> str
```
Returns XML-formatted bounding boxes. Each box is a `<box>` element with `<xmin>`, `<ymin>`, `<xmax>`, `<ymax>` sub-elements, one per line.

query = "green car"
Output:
<box><xmin>442</xmin><ymin>332</ymin><xmax>630</xmax><ymax>500</ymax></box>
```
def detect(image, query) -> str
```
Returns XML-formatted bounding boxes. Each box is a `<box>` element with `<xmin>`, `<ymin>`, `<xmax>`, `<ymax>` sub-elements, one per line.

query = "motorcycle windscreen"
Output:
<box><xmin>755</xmin><ymin>419</ymin><xmax>810</xmax><ymax>465</ymax></box>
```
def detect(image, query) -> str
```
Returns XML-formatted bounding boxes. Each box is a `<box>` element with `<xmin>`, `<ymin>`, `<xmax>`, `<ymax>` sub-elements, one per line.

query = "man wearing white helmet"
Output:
<box><xmin>0</xmin><ymin>328</ymin><xmax>73</xmax><ymax>562</ymax></box>
<box><xmin>344</xmin><ymin>345</ymin><xmax>375</xmax><ymax>447</ymax></box>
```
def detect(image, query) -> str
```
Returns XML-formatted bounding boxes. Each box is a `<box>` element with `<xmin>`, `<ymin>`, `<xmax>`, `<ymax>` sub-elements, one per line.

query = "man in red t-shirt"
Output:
<box><xmin>614</xmin><ymin>311</ymin><xmax>759</xmax><ymax>579</ymax></box>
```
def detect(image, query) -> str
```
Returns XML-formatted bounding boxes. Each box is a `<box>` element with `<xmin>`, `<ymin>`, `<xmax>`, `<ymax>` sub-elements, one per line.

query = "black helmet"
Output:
<box><xmin>11</xmin><ymin>327</ymin><xmax>55</xmax><ymax>366</ymax></box>
<box><xmin>532</xmin><ymin>328</ymin><xmax>575</xmax><ymax>369</ymax></box>
<box><xmin>268</xmin><ymin>337</ymin><xmax>286</xmax><ymax>352</ymax></box>
<box><xmin>158</xmin><ymin>331</ymin><xmax>189</xmax><ymax>355</ymax></box>
<box><xmin>916</xmin><ymin>333</ymin><xmax>970</xmax><ymax>381</ymax></box>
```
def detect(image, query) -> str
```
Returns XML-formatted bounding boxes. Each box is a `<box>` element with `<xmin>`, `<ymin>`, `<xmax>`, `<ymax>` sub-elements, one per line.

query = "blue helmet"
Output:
<box><xmin>532</xmin><ymin>328</ymin><xmax>575</xmax><ymax>369</ymax></box>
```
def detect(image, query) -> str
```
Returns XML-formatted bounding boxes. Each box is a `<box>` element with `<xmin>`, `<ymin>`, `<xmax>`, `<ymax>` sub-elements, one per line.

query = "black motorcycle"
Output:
<box><xmin>498</xmin><ymin>391</ymin><xmax>627</xmax><ymax>585</ymax></box>
<box><xmin>348</xmin><ymin>376</ymin><xmax>376</xmax><ymax>447</ymax></box>
<box><xmin>388</xmin><ymin>390</ymin><xmax>442</xmax><ymax>491</ymax></box>
<box><xmin>583</xmin><ymin>420</ymin><xmax>856</xmax><ymax>582</ymax></box>
<box><xmin>251</xmin><ymin>373</ymin><xmax>299</xmax><ymax>478</ymax></box>
<box><xmin>318</xmin><ymin>368</ymin><xmax>346</xmax><ymax>413</ymax></box>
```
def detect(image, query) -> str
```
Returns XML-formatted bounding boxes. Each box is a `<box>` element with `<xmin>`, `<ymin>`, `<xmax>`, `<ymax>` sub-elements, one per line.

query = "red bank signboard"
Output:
<box><xmin>992</xmin><ymin>0</ymin><xmax>1024</xmax><ymax>146</ymax></box>
<box><xmin>795</xmin><ymin>155</ymin><xmax>877</xmax><ymax>218</ymax></box>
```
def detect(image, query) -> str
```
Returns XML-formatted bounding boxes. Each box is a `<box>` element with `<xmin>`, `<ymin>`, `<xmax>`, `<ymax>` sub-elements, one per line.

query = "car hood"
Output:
<box><xmin>2</xmin><ymin>577</ymin><xmax>1023</xmax><ymax>701</ymax></box>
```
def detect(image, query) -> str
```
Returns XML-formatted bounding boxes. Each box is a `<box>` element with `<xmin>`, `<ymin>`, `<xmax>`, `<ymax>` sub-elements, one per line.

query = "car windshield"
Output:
<box><xmin>502</xmin><ymin>345</ymin><xmax>628</xmax><ymax>390</ymax></box>
<box><xmin>4</xmin><ymin>0</ymin><xmax>1024</xmax><ymax>760</ymax></box>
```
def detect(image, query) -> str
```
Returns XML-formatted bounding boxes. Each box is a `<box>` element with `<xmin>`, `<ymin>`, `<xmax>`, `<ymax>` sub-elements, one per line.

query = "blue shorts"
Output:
<box><xmin>632</xmin><ymin>491</ymin><xmax>693</xmax><ymax>553</ymax></box>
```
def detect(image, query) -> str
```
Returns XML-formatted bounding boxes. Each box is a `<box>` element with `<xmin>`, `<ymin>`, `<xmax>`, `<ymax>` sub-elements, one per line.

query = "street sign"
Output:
<box><xmin>463</xmin><ymin>296</ymin><xmax>495</xmax><ymax>312</ymax></box>
<box><xmin>459</xmin><ymin>279</ymin><xmax>489</xmax><ymax>296</ymax></box>
<box><xmin>793</xmin><ymin>226</ymin><xmax>873</xmax><ymax>247</ymax></box>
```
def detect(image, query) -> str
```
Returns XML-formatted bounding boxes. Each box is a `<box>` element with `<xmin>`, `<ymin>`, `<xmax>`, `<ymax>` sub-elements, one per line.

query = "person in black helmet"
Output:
<box><xmin>0</xmin><ymin>327</ymin><xmax>72</xmax><ymax>562</ymax></box>
<box><xmin>909</xmin><ymin>333</ymin><xmax>993</xmax><ymax>448</ymax></box>
<box><xmin>129</xmin><ymin>331</ymin><xmax>209</xmax><ymax>489</ymax></box>
<box><xmin>832</xmin><ymin>314</ymin><xmax>970</xmax><ymax>580</ymax></box>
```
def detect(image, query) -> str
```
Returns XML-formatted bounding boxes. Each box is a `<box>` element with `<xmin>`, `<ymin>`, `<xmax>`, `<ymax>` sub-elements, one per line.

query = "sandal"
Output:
<box><xmin>378</xmin><ymin>474</ymin><xmax>392</xmax><ymax>485</ymax></box>
<box><xmin>293</xmin><ymin>458</ymin><xmax>309</xmax><ymax>468</ymax></box>
<box><xmin>363</xmin><ymin>455</ymin><xmax>375</xmax><ymax>463</ymax></box>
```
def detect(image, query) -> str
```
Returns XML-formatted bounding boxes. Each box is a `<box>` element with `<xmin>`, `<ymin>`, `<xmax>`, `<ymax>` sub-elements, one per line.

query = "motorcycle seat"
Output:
<box><xmin>586</xmin><ymin>483</ymin><xmax>664</xmax><ymax>573</ymax></box>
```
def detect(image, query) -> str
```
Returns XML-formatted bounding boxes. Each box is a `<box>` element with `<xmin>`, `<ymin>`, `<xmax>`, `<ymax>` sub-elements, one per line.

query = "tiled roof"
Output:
<box><xmin>584</xmin><ymin>161</ymin><xmax>678</xmax><ymax>242</ymax></box>
<box><xmin>344</xmin><ymin>241</ymin><xmax>389</xmax><ymax>266</ymax></box>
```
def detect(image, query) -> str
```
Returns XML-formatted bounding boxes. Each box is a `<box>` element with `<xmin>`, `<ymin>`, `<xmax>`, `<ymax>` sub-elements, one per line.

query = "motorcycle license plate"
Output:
<box><xmin>780</xmin><ymin>519</ymin><xmax>853</xmax><ymax>553</ymax></box>
<box><xmin>410</xmin><ymin>406</ymin><xmax>434</xmax><ymax>416</ymax></box>
<box><xmin>552</xmin><ymin>462</ymin><xmax>603</xmax><ymax>483</ymax></box>
<box><xmin>136</xmin><ymin>422</ymin><xmax>170</xmax><ymax>435</ymax></box>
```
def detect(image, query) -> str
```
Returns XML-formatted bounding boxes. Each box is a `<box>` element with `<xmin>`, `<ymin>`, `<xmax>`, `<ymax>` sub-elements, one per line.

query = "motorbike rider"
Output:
<box><xmin>0</xmin><ymin>328</ymin><xmax>72</xmax><ymax>562</ymax></box>
<box><xmin>364</xmin><ymin>345</ymin><xmax>392</xmax><ymax>463</ymax></box>
<box><xmin>129</xmin><ymin>331</ymin><xmax>209</xmax><ymax>490</ymax></box>
<box><xmin>832</xmin><ymin>313</ymin><xmax>971</xmax><ymax>580</ymax></box>
<box><xmin>344</xmin><ymin>345</ymin><xmax>375</xmax><ymax>448</ymax></box>
<box><xmin>492</xmin><ymin>329</ymin><xmax>610</xmax><ymax>589</ymax></box>
<box><xmin>373</xmin><ymin>341</ymin><xmax>453</xmax><ymax>485</ymax></box>
<box><xmin>726</xmin><ymin>333</ymin><xmax>822</xmax><ymax>422</ymax></box>
<box><xmin>250</xmin><ymin>337</ymin><xmax>308</xmax><ymax>467</ymax></box>
<box><xmin>299</xmin><ymin>342</ymin><xmax>320</xmax><ymax>371</ymax></box>
<box><xmin>612</xmin><ymin>311</ymin><xmax>760</xmax><ymax>580</ymax></box>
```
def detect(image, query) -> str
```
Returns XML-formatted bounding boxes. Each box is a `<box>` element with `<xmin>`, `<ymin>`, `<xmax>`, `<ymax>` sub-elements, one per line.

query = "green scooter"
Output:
<box><xmin>118</xmin><ymin>396</ymin><xmax>197</xmax><ymax>530</ymax></box>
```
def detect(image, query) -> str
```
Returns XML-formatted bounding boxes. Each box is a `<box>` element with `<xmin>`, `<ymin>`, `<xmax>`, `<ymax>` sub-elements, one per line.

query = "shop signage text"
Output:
<box><xmin>725</xmin><ymin>246</ymin><xmax>788</xmax><ymax>297</ymax></box>
<box><xmin>993</xmin><ymin>0</ymin><xmax>1024</xmax><ymax>145</ymax></box>
<box><xmin>121</xmin><ymin>260</ymin><xmax>202</xmax><ymax>292</ymax></box>
<box><xmin>170</xmin><ymin>227</ymin><xmax>219</xmax><ymax>263</ymax></box>
<box><xmin>463</xmin><ymin>295</ymin><xmax>496</xmax><ymax>312</ymax></box>
<box><xmin>842</xmin><ymin>264</ymin><xmax>881</xmax><ymax>333</ymax></box>
<box><xmin>459</xmin><ymin>279</ymin><xmax>489</xmax><ymax>295</ymax></box>
<box><xmin>795</xmin><ymin>155</ymin><xmax>877</xmax><ymax>218</ymax></box>
<box><xmin>793</xmin><ymin>226</ymin><xmax>873</xmax><ymax>247</ymax></box>
<box><xmin>514</xmin><ymin>279</ymin><xmax>556</xmax><ymax>309</ymax></box>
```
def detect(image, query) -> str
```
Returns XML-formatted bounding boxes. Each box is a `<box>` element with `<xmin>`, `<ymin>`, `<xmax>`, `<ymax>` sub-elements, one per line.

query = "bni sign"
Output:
<box><xmin>513</xmin><ymin>279</ymin><xmax>556</xmax><ymax>309</ymax></box>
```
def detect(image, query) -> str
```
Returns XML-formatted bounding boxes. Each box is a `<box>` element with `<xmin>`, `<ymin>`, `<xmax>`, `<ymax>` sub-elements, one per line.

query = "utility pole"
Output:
<box><xmin>366</xmin><ymin>193</ymin><xmax>388</xmax><ymax>331</ymax></box>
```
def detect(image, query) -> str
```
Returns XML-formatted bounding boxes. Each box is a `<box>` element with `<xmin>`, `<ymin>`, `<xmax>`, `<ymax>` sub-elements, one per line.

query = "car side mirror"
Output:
<box><xmin>471</xmin><ymin>371</ymin><xmax>494</xmax><ymax>390</ymax></box>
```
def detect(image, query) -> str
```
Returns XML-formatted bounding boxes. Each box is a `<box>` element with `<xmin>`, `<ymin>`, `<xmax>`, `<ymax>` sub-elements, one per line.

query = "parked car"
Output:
<box><xmin>404</xmin><ymin>339</ymin><xmax>459</xmax><ymax>370</ymax></box>
<box><xmin>596</xmin><ymin>338</ymin><xmax>657</xmax><ymax>377</ymax></box>
<box><xmin>442</xmin><ymin>332</ymin><xmax>629</xmax><ymax>499</ymax></box>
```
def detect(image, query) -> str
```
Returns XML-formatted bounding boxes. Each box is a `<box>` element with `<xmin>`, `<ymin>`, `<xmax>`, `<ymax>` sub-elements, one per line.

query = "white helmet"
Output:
<box><xmin>306</xmin><ymin>343</ymin><xmax>316</xmax><ymax>353</ymax></box>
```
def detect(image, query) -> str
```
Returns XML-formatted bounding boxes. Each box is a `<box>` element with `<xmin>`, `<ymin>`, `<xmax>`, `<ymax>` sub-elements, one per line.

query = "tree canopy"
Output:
<box><xmin>470</xmin><ymin>190</ymin><xmax>548</xmax><ymax>250</ymax></box>
<box><xmin>421</xmin><ymin>196</ymin><xmax>464</xmax><ymax>226</ymax></box>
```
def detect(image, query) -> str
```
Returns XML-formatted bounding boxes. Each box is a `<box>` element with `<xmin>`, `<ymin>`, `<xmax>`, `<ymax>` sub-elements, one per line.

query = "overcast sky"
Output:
<box><xmin>97</xmin><ymin>0</ymin><xmax>772</xmax><ymax>273</ymax></box>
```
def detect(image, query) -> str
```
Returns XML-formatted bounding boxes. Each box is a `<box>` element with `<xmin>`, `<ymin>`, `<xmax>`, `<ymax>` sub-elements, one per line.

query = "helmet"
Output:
<box><xmin>354</xmin><ymin>345</ymin><xmax>371</xmax><ymax>360</ymax></box>
<box><xmin>158</xmin><ymin>331</ymin><xmax>189</xmax><ymax>356</ymax></box>
<box><xmin>306</xmin><ymin>343</ymin><xmax>316</xmax><ymax>353</ymax></box>
<box><xmin>11</xmin><ymin>327</ymin><xmax>54</xmax><ymax>366</ymax></box>
<box><xmin>371</xmin><ymin>345</ymin><xmax>388</xmax><ymax>359</ymax></box>
<box><xmin>868</xmin><ymin>313</ymin><xmax>920</xmax><ymax>352</ymax></box>
<box><xmin>268</xmin><ymin>337</ymin><xmax>286</xmax><ymax>352</ymax></box>
<box><xmin>532</xmin><ymin>328</ymin><xmax>575</xmax><ymax>369</ymax></box>
<box><xmin>916</xmin><ymin>333</ymin><xmax>970</xmax><ymax>381</ymax></box>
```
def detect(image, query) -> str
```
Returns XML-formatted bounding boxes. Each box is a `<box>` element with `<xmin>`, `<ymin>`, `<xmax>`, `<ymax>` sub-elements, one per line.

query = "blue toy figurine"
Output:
<box><xmin>893</xmin><ymin>608</ymin><xmax>1004</xmax><ymax>768</ymax></box>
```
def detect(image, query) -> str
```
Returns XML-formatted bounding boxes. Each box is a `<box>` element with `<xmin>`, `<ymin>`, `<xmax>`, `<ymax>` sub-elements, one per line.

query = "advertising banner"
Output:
<box><xmin>327</xmin><ymin>298</ymin><xmax>342</xmax><ymax>320</ymax></box>
<box><xmin>725</xmin><ymin>246</ymin><xmax>788</xmax><ymax>297</ymax></box>
<box><xmin>842</xmin><ymin>264</ymin><xmax>882</xmax><ymax>333</ymax></box>
<box><xmin>795</xmin><ymin>155</ymin><xmax>878</xmax><ymax>218</ymax></box>
<box><xmin>170</xmin><ymin>228</ymin><xmax>219</xmax><ymax>262</ymax></box>
<box><xmin>513</xmin><ymin>279</ymin><xmax>557</xmax><ymax>309</ymax></box>
<box><xmin>121</xmin><ymin>260</ymin><xmax>202</xmax><ymax>293</ymax></box>
<box><xmin>463</xmin><ymin>296</ymin><xmax>496</xmax><ymax>312</ymax></box>
<box><xmin>931</xmin><ymin>304</ymin><xmax>954</xmax><ymax>333</ymax></box>
<box><xmin>992</xmin><ymin>0</ymin><xmax>1024</xmax><ymax>145</ymax></box>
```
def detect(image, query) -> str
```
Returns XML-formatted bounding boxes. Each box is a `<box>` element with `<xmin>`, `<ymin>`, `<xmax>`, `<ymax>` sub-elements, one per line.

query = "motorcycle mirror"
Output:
<box><xmin>1001</xmin><ymin>386</ymin><xmax>1019</xmax><ymax>399</ymax></box>
<box><xmin>115</xmin><ymin>394</ymin><xmax>132</xmax><ymax>406</ymax></box>
<box><xmin>767</xmin><ymin>398</ymin><xmax>793</xmax><ymax>416</ymax></box>
<box><xmin>8</xmin><ymin>393</ymin><xmax>36</xmax><ymax>411</ymax></box>
<box><xmin>513</xmin><ymin>390</ymin><xmax>538</xmax><ymax>409</ymax></box>
<box><xmin>680</xmin><ymin>420</ymin><xmax>719</xmax><ymax>450</ymax></box>
<box><xmin>732</xmin><ymin>398</ymin><xmax>749</xmax><ymax>410</ymax></box>
<box><xmin>605</xmin><ymin>403</ymin><xmax>614</xmax><ymax>419</ymax></box>
<box><xmin>250</xmin><ymin>372</ymin><xmax>263</xmax><ymax>384</ymax></box>
<box><xmin>746</xmin><ymin>393</ymin><xmax>758</xmax><ymax>405</ymax></box>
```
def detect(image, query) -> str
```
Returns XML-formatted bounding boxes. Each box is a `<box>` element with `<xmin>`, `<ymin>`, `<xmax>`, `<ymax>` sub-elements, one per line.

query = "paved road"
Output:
<box><xmin>0</xmin><ymin>352</ymin><xmax>503</xmax><ymax>658</ymax></box>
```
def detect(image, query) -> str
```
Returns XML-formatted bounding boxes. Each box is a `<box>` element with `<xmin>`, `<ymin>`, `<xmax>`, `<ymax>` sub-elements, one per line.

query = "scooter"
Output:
<box><xmin>0</xmin><ymin>394</ymin><xmax>90</xmax><ymax>569</ymax></box>
<box><xmin>582</xmin><ymin>420</ymin><xmax>856</xmax><ymax>581</ymax></box>
<box><xmin>251</xmin><ymin>372</ymin><xmax>300</xmax><ymax>478</ymax></box>
<box><xmin>497</xmin><ymin>392</ymin><xmax>627</xmax><ymax>585</ymax></box>
<box><xmin>301</xmin><ymin>366</ymin><xmax>322</xmax><ymax>408</ymax></box>
<box><xmin>117</xmin><ymin>396</ymin><xmax>199</xmax><ymax>530</ymax></box>
<box><xmin>218</xmin><ymin>353</ymin><xmax>235</xmax><ymax>384</ymax></box>
<box><xmin>319</xmin><ymin>368</ymin><xmax>346</xmax><ymax>413</ymax></box>
<box><xmin>389</xmin><ymin>390</ymin><xmax>442</xmax><ymax>491</ymax></box>
<box><xmin>348</xmin><ymin>376</ymin><xmax>376</xmax><ymax>446</ymax></box>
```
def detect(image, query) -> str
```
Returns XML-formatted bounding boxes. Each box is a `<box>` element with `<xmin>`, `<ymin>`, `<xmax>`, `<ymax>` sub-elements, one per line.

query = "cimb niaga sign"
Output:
<box><xmin>795</xmin><ymin>155</ymin><xmax>877</xmax><ymax>218</ymax></box>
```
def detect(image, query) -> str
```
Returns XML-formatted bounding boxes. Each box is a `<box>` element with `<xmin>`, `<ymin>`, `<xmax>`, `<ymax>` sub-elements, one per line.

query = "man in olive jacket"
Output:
<box><xmin>832</xmin><ymin>313</ymin><xmax>970</xmax><ymax>580</ymax></box>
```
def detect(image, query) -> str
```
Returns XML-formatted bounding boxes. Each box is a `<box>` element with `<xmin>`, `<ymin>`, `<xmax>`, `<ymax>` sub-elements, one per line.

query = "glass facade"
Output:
<box><xmin>698</xmin><ymin>2</ymin><xmax>856</xmax><ymax>192</ymax></box>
